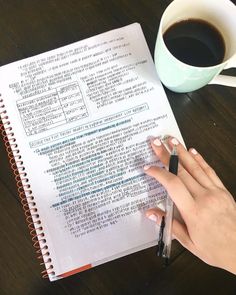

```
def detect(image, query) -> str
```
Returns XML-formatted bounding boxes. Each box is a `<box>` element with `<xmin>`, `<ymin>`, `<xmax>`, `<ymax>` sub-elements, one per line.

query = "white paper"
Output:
<box><xmin>0</xmin><ymin>23</ymin><xmax>183</xmax><ymax>281</ymax></box>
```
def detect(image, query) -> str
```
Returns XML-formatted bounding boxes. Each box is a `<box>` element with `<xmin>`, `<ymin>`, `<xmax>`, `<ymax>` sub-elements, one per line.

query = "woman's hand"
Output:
<box><xmin>144</xmin><ymin>137</ymin><xmax>236</xmax><ymax>274</ymax></box>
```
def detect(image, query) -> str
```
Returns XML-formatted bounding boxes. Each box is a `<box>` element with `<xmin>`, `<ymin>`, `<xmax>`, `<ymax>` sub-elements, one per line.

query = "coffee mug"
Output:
<box><xmin>154</xmin><ymin>0</ymin><xmax>236</xmax><ymax>93</ymax></box>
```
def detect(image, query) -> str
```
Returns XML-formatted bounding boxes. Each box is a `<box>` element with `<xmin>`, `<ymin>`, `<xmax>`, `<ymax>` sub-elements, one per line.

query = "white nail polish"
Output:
<box><xmin>143</xmin><ymin>165</ymin><xmax>151</xmax><ymax>171</ymax></box>
<box><xmin>171</xmin><ymin>138</ymin><xmax>179</xmax><ymax>145</ymax></box>
<box><xmin>191</xmin><ymin>148</ymin><xmax>198</xmax><ymax>155</ymax></box>
<box><xmin>153</xmin><ymin>138</ymin><xmax>162</xmax><ymax>147</ymax></box>
<box><xmin>148</xmin><ymin>214</ymin><xmax>158</xmax><ymax>222</ymax></box>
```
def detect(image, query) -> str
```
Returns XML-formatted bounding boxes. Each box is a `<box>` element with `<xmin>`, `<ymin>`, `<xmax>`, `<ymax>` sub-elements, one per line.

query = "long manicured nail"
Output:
<box><xmin>171</xmin><ymin>137</ymin><xmax>179</xmax><ymax>145</ymax></box>
<box><xmin>190</xmin><ymin>148</ymin><xmax>198</xmax><ymax>155</ymax></box>
<box><xmin>153</xmin><ymin>138</ymin><xmax>162</xmax><ymax>147</ymax></box>
<box><xmin>147</xmin><ymin>214</ymin><xmax>158</xmax><ymax>222</ymax></box>
<box><xmin>143</xmin><ymin>165</ymin><xmax>151</xmax><ymax>171</ymax></box>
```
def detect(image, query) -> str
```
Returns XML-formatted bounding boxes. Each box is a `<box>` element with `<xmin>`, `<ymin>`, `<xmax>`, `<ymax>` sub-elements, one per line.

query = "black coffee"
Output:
<box><xmin>163</xmin><ymin>19</ymin><xmax>225</xmax><ymax>67</ymax></box>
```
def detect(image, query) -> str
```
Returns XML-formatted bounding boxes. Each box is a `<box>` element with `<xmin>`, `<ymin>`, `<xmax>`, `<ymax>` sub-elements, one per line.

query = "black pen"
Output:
<box><xmin>157</xmin><ymin>145</ymin><xmax>178</xmax><ymax>263</ymax></box>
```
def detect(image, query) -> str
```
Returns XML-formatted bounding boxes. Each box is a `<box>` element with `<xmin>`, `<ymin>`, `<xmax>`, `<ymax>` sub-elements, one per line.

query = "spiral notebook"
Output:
<box><xmin>0</xmin><ymin>23</ymin><xmax>183</xmax><ymax>281</ymax></box>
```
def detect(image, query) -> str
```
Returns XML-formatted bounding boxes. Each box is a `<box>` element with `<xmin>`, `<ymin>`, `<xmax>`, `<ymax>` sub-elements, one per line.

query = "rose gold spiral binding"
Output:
<box><xmin>0</xmin><ymin>95</ymin><xmax>55</xmax><ymax>279</ymax></box>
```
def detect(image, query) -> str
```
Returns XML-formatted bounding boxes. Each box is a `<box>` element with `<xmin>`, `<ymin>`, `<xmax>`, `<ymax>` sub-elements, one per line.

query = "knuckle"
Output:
<box><xmin>177</xmin><ymin>166</ymin><xmax>188</xmax><ymax>180</ymax></box>
<box><xmin>191</xmin><ymin>163</ymin><xmax>203</xmax><ymax>175</ymax></box>
<box><xmin>168</xmin><ymin>174</ymin><xmax>181</xmax><ymax>187</ymax></box>
<box><xmin>205</xmin><ymin>165</ymin><xmax>215</xmax><ymax>175</ymax></box>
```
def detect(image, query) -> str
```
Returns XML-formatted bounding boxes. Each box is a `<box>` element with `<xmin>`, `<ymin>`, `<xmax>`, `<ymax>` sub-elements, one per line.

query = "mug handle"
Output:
<box><xmin>209</xmin><ymin>54</ymin><xmax>236</xmax><ymax>87</ymax></box>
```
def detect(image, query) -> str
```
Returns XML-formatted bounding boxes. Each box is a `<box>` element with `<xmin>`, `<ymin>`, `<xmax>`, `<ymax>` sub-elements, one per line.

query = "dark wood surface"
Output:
<box><xmin>0</xmin><ymin>1</ymin><xmax>236</xmax><ymax>294</ymax></box>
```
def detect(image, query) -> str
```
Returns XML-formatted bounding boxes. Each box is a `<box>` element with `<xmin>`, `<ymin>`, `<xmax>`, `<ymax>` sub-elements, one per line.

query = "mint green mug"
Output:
<box><xmin>155</xmin><ymin>0</ymin><xmax>236</xmax><ymax>93</ymax></box>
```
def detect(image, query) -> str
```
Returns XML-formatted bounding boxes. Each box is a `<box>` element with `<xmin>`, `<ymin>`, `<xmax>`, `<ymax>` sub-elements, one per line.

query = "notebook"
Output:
<box><xmin>0</xmin><ymin>23</ymin><xmax>183</xmax><ymax>281</ymax></box>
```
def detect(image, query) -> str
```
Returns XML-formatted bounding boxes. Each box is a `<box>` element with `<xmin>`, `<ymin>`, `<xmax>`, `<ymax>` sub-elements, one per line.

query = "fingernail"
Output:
<box><xmin>191</xmin><ymin>148</ymin><xmax>198</xmax><ymax>155</ymax></box>
<box><xmin>143</xmin><ymin>165</ymin><xmax>151</xmax><ymax>171</ymax></box>
<box><xmin>153</xmin><ymin>138</ymin><xmax>162</xmax><ymax>147</ymax></box>
<box><xmin>171</xmin><ymin>137</ymin><xmax>179</xmax><ymax>145</ymax></box>
<box><xmin>147</xmin><ymin>214</ymin><xmax>158</xmax><ymax>222</ymax></box>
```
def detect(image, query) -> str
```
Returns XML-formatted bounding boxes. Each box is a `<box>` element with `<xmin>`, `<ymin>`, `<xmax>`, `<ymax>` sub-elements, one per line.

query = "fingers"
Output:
<box><xmin>146</xmin><ymin>207</ymin><xmax>165</xmax><ymax>224</ymax></box>
<box><xmin>189</xmin><ymin>148</ymin><xmax>225</xmax><ymax>189</ymax></box>
<box><xmin>151</xmin><ymin>138</ymin><xmax>170</xmax><ymax>167</ymax></box>
<box><xmin>168</xmin><ymin>138</ymin><xmax>214</xmax><ymax>189</ymax></box>
<box><xmin>151</xmin><ymin>138</ymin><xmax>205</xmax><ymax>197</ymax></box>
<box><xmin>151</xmin><ymin>137</ymin><xmax>222</xmax><ymax>192</ymax></box>
<box><xmin>144</xmin><ymin>165</ymin><xmax>195</xmax><ymax>218</ymax></box>
<box><xmin>146</xmin><ymin>208</ymin><xmax>195</xmax><ymax>252</ymax></box>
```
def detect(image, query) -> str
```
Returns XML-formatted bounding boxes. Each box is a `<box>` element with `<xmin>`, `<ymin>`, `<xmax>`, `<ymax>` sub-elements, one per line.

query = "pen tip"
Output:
<box><xmin>164</xmin><ymin>257</ymin><xmax>169</xmax><ymax>267</ymax></box>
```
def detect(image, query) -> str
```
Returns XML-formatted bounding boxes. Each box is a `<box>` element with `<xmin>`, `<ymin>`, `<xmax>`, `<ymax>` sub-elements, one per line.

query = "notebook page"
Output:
<box><xmin>0</xmin><ymin>23</ymin><xmax>183</xmax><ymax>281</ymax></box>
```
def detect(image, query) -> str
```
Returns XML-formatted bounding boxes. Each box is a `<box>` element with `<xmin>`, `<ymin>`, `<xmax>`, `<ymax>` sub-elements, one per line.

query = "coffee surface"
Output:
<box><xmin>163</xmin><ymin>19</ymin><xmax>225</xmax><ymax>67</ymax></box>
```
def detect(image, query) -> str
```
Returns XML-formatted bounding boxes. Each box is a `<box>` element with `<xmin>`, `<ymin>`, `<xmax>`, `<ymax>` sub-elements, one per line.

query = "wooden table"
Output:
<box><xmin>0</xmin><ymin>1</ymin><xmax>236</xmax><ymax>294</ymax></box>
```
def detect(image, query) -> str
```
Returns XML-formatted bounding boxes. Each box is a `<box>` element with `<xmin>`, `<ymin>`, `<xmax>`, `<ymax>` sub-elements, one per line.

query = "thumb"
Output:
<box><xmin>146</xmin><ymin>208</ymin><xmax>195</xmax><ymax>252</ymax></box>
